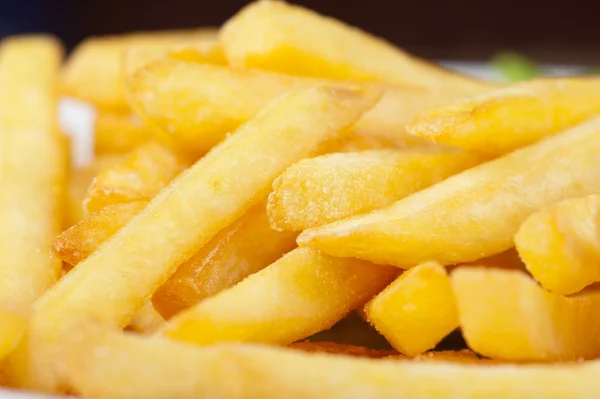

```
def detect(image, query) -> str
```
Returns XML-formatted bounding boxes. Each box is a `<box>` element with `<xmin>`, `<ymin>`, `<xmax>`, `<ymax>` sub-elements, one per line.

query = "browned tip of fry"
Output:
<box><xmin>288</xmin><ymin>341</ymin><xmax>400</xmax><ymax>359</ymax></box>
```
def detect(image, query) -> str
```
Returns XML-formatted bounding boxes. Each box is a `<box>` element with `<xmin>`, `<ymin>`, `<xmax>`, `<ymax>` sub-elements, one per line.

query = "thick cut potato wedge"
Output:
<box><xmin>0</xmin><ymin>311</ymin><xmax>25</xmax><ymax>362</ymax></box>
<box><xmin>94</xmin><ymin>111</ymin><xmax>152</xmax><ymax>155</ymax></box>
<box><xmin>26</xmin><ymin>86</ymin><xmax>378</xmax><ymax>392</ymax></box>
<box><xmin>453</xmin><ymin>267</ymin><xmax>600</xmax><ymax>361</ymax></box>
<box><xmin>515</xmin><ymin>195</ymin><xmax>600</xmax><ymax>295</ymax></box>
<box><xmin>159</xmin><ymin>247</ymin><xmax>397</xmax><ymax>346</ymax></box>
<box><xmin>53</xmin><ymin>202</ymin><xmax>147</xmax><ymax>267</ymax></box>
<box><xmin>364</xmin><ymin>262</ymin><xmax>458</xmax><ymax>356</ymax></box>
<box><xmin>66</xmin><ymin>324</ymin><xmax>600</xmax><ymax>399</ymax></box>
<box><xmin>126</xmin><ymin>302</ymin><xmax>164</xmax><ymax>334</ymax></box>
<box><xmin>153</xmin><ymin>205</ymin><xmax>297</xmax><ymax>319</ymax></box>
<box><xmin>84</xmin><ymin>141</ymin><xmax>186</xmax><ymax>213</ymax></box>
<box><xmin>299</xmin><ymin>115</ymin><xmax>600</xmax><ymax>268</ymax></box>
<box><xmin>61</xmin><ymin>28</ymin><xmax>217</xmax><ymax>109</ymax></box>
<box><xmin>128</xmin><ymin>59</ymin><xmax>459</xmax><ymax>156</ymax></box>
<box><xmin>0</xmin><ymin>36</ymin><xmax>66</xmax><ymax>315</ymax></box>
<box><xmin>220</xmin><ymin>0</ymin><xmax>492</xmax><ymax>93</ymax></box>
<box><xmin>268</xmin><ymin>148</ymin><xmax>484</xmax><ymax>231</ymax></box>
<box><xmin>408</xmin><ymin>78</ymin><xmax>600</xmax><ymax>154</ymax></box>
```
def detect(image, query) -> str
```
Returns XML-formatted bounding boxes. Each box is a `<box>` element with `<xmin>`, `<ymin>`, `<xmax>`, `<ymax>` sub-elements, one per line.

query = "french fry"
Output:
<box><xmin>84</xmin><ymin>141</ymin><xmax>186</xmax><ymax>213</ymax></box>
<box><xmin>268</xmin><ymin>148</ymin><xmax>485</xmax><ymax>231</ymax></box>
<box><xmin>159</xmin><ymin>247</ymin><xmax>397</xmax><ymax>345</ymax></box>
<box><xmin>152</xmin><ymin>204</ymin><xmax>297</xmax><ymax>319</ymax></box>
<box><xmin>299</xmin><ymin>115</ymin><xmax>600</xmax><ymax>268</ymax></box>
<box><xmin>0</xmin><ymin>311</ymin><xmax>25</xmax><ymax>362</ymax></box>
<box><xmin>61</xmin><ymin>28</ymin><xmax>217</xmax><ymax>109</ymax></box>
<box><xmin>334</xmin><ymin>132</ymin><xmax>402</xmax><ymax>152</ymax></box>
<box><xmin>27</xmin><ymin>86</ymin><xmax>378</xmax><ymax>391</ymax></box>
<box><xmin>413</xmin><ymin>349</ymin><xmax>480</xmax><ymax>363</ymax></box>
<box><xmin>66</xmin><ymin>166</ymin><xmax>97</xmax><ymax>227</ymax></box>
<box><xmin>126</xmin><ymin>301</ymin><xmax>164</xmax><ymax>334</ymax></box>
<box><xmin>0</xmin><ymin>36</ymin><xmax>66</xmax><ymax>315</ymax></box>
<box><xmin>127</xmin><ymin>59</ymin><xmax>461</xmax><ymax>156</ymax></box>
<box><xmin>456</xmin><ymin>248</ymin><xmax>526</xmax><ymax>270</ymax></box>
<box><xmin>453</xmin><ymin>267</ymin><xmax>600</xmax><ymax>361</ymax></box>
<box><xmin>94</xmin><ymin>110</ymin><xmax>152</xmax><ymax>155</ymax></box>
<box><xmin>220</xmin><ymin>0</ymin><xmax>493</xmax><ymax>93</ymax></box>
<box><xmin>159</xmin><ymin>247</ymin><xmax>396</xmax><ymax>345</ymax></box>
<box><xmin>66</xmin><ymin>324</ymin><xmax>600</xmax><ymax>399</ymax></box>
<box><xmin>408</xmin><ymin>78</ymin><xmax>600</xmax><ymax>154</ymax></box>
<box><xmin>363</xmin><ymin>262</ymin><xmax>458</xmax><ymax>356</ymax></box>
<box><xmin>53</xmin><ymin>202</ymin><xmax>147</xmax><ymax>267</ymax></box>
<box><xmin>515</xmin><ymin>195</ymin><xmax>600</xmax><ymax>295</ymax></box>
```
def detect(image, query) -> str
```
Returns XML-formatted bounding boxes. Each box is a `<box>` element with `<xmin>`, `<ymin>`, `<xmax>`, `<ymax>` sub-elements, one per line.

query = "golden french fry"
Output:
<box><xmin>287</xmin><ymin>341</ymin><xmax>399</xmax><ymax>359</ymax></box>
<box><xmin>364</xmin><ymin>262</ymin><xmax>458</xmax><ymax>356</ymax></box>
<box><xmin>515</xmin><ymin>195</ymin><xmax>600</xmax><ymax>295</ymax></box>
<box><xmin>453</xmin><ymin>267</ymin><xmax>600</xmax><ymax>361</ymax></box>
<box><xmin>152</xmin><ymin>204</ymin><xmax>297</xmax><ymax>319</ymax></box>
<box><xmin>126</xmin><ymin>302</ymin><xmax>164</xmax><ymax>334</ymax></box>
<box><xmin>159</xmin><ymin>247</ymin><xmax>397</xmax><ymax>346</ymax></box>
<box><xmin>66</xmin><ymin>166</ymin><xmax>96</xmax><ymax>227</ymax></box>
<box><xmin>220</xmin><ymin>0</ymin><xmax>492</xmax><ymax>93</ymax></box>
<box><xmin>413</xmin><ymin>349</ymin><xmax>480</xmax><ymax>363</ymax></box>
<box><xmin>53</xmin><ymin>202</ymin><xmax>147</xmax><ymax>267</ymax></box>
<box><xmin>409</xmin><ymin>78</ymin><xmax>600</xmax><ymax>154</ymax></box>
<box><xmin>127</xmin><ymin>59</ymin><xmax>461</xmax><ymax>156</ymax></box>
<box><xmin>66</xmin><ymin>324</ymin><xmax>600</xmax><ymax>399</ymax></box>
<box><xmin>0</xmin><ymin>311</ymin><xmax>25</xmax><ymax>362</ymax></box>
<box><xmin>456</xmin><ymin>248</ymin><xmax>526</xmax><ymax>270</ymax></box>
<box><xmin>27</xmin><ymin>86</ymin><xmax>378</xmax><ymax>391</ymax></box>
<box><xmin>0</xmin><ymin>36</ymin><xmax>66</xmax><ymax>315</ymax></box>
<box><xmin>94</xmin><ymin>110</ymin><xmax>152</xmax><ymax>155</ymax></box>
<box><xmin>61</xmin><ymin>28</ymin><xmax>217</xmax><ymax>109</ymax></box>
<box><xmin>299</xmin><ymin>115</ymin><xmax>600</xmax><ymax>268</ymax></box>
<box><xmin>334</xmin><ymin>132</ymin><xmax>402</xmax><ymax>152</ymax></box>
<box><xmin>268</xmin><ymin>148</ymin><xmax>485</xmax><ymax>231</ymax></box>
<box><xmin>84</xmin><ymin>141</ymin><xmax>186</xmax><ymax>213</ymax></box>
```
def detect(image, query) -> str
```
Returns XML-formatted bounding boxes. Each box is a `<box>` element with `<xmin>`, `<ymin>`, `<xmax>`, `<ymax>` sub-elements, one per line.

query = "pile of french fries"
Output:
<box><xmin>3</xmin><ymin>1</ymin><xmax>600</xmax><ymax>398</ymax></box>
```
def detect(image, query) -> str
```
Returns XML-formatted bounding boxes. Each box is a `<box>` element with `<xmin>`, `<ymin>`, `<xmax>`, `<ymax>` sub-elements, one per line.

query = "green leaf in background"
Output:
<box><xmin>491</xmin><ymin>52</ymin><xmax>542</xmax><ymax>83</ymax></box>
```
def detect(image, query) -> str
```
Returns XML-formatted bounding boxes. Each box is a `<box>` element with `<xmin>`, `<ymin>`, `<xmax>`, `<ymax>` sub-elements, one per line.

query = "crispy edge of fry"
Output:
<box><xmin>158</xmin><ymin>247</ymin><xmax>398</xmax><ymax>346</ymax></box>
<box><xmin>515</xmin><ymin>194</ymin><xmax>600</xmax><ymax>295</ymax></box>
<box><xmin>407</xmin><ymin>78</ymin><xmax>600</xmax><ymax>153</ymax></box>
<box><xmin>267</xmin><ymin>148</ymin><xmax>485</xmax><ymax>231</ymax></box>
<box><xmin>152</xmin><ymin>204</ymin><xmax>297</xmax><ymax>319</ymax></box>
<box><xmin>26</xmin><ymin>86</ymin><xmax>380</xmax><ymax>392</ymax></box>
<box><xmin>65</xmin><ymin>324</ymin><xmax>600</xmax><ymax>399</ymax></box>
<box><xmin>53</xmin><ymin>201</ymin><xmax>148</xmax><ymax>267</ymax></box>
<box><xmin>298</xmin><ymin>115</ymin><xmax>600</xmax><ymax>268</ymax></box>
<box><xmin>364</xmin><ymin>262</ymin><xmax>459</xmax><ymax>356</ymax></box>
<box><xmin>452</xmin><ymin>267</ymin><xmax>600</xmax><ymax>361</ymax></box>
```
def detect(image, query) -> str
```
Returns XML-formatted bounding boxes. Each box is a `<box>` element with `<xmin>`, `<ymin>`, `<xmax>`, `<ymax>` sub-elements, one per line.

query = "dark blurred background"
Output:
<box><xmin>1</xmin><ymin>0</ymin><xmax>599</xmax><ymax>63</ymax></box>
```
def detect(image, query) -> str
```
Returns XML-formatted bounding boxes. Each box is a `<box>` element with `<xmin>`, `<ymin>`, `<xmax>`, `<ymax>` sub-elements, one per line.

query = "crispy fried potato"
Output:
<box><xmin>53</xmin><ymin>202</ymin><xmax>147</xmax><ymax>267</ymax></box>
<box><xmin>364</xmin><ymin>262</ymin><xmax>458</xmax><ymax>356</ymax></box>
<box><xmin>453</xmin><ymin>267</ymin><xmax>600</xmax><ymax>361</ymax></box>
<box><xmin>413</xmin><ymin>349</ymin><xmax>480</xmax><ymax>363</ymax></box>
<box><xmin>515</xmin><ymin>195</ymin><xmax>600</xmax><ymax>295</ymax></box>
<box><xmin>299</xmin><ymin>115</ymin><xmax>600</xmax><ymax>268</ymax></box>
<box><xmin>220</xmin><ymin>0</ymin><xmax>493</xmax><ymax>93</ymax></box>
<box><xmin>288</xmin><ymin>342</ymin><xmax>399</xmax><ymax>359</ymax></box>
<box><xmin>268</xmin><ymin>148</ymin><xmax>485</xmax><ymax>231</ymax></box>
<box><xmin>61</xmin><ymin>29</ymin><xmax>217</xmax><ymax>109</ymax></box>
<box><xmin>334</xmin><ymin>132</ymin><xmax>402</xmax><ymax>152</ymax></box>
<box><xmin>153</xmin><ymin>204</ymin><xmax>297</xmax><ymax>319</ymax></box>
<box><xmin>159</xmin><ymin>247</ymin><xmax>397</xmax><ymax>346</ymax></box>
<box><xmin>66</xmin><ymin>167</ymin><xmax>96</xmax><ymax>227</ymax></box>
<box><xmin>27</xmin><ymin>86</ymin><xmax>378</xmax><ymax>391</ymax></box>
<box><xmin>127</xmin><ymin>59</ymin><xmax>461</xmax><ymax>156</ymax></box>
<box><xmin>94</xmin><ymin>110</ymin><xmax>152</xmax><ymax>155</ymax></box>
<box><xmin>0</xmin><ymin>36</ymin><xmax>66</xmax><ymax>315</ymax></box>
<box><xmin>126</xmin><ymin>302</ymin><xmax>164</xmax><ymax>334</ymax></box>
<box><xmin>0</xmin><ymin>311</ymin><xmax>25</xmax><ymax>362</ymax></box>
<box><xmin>66</xmin><ymin>324</ymin><xmax>600</xmax><ymax>399</ymax></box>
<box><xmin>84</xmin><ymin>141</ymin><xmax>186</xmax><ymax>213</ymax></box>
<box><xmin>456</xmin><ymin>248</ymin><xmax>526</xmax><ymax>270</ymax></box>
<box><xmin>408</xmin><ymin>78</ymin><xmax>600</xmax><ymax>154</ymax></box>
